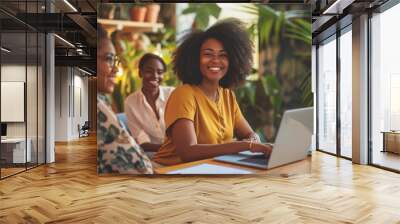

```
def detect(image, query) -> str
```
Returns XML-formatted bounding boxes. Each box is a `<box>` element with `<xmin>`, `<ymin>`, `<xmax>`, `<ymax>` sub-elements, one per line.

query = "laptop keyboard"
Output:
<box><xmin>239</xmin><ymin>155</ymin><xmax>269</xmax><ymax>166</ymax></box>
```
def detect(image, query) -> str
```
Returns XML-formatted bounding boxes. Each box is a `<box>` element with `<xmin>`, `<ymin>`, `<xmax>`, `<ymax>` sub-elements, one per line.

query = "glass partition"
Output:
<box><xmin>0</xmin><ymin>0</ymin><xmax>46</xmax><ymax>179</ymax></box>
<box><xmin>371</xmin><ymin>3</ymin><xmax>400</xmax><ymax>171</ymax></box>
<box><xmin>317</xmin><ymin>35</ymin><xmax>337</xmax><ymax>155</ymax></box>
<box><xmin>0</xmin><ymin>31</ymin><xmax>28</xmax><ymax>178</ymax></box>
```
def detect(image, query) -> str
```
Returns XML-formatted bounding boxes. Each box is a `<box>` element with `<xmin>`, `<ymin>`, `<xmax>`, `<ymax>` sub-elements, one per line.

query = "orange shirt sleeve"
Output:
<box><xmin>164</xmin><ymin>85</ymin><xmax>197</xmax><ymax>133</ymax></box>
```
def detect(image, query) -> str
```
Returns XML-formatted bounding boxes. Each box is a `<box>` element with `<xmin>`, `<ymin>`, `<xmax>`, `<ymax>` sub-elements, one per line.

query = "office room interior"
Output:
<box><xmin>0</xmin><ymin>0</ymin><xmax>399</xmax><ymax>223</ymax></box>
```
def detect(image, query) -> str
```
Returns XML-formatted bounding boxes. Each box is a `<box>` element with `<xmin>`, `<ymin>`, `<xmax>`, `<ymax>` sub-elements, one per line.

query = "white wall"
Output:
<box><xmin>54</xmin><ymin>67</ymin><xmax>89</xmax><ymax>141</ymax></box>
<box><xmin>1</xmin><ymin>65</ymin><xmax>27</xmax><ymax>138</ymax></box>
<box><xmin>55</xmin><ymin>66</ymin><xmax>69</xmax><ymax>141</ymax></box>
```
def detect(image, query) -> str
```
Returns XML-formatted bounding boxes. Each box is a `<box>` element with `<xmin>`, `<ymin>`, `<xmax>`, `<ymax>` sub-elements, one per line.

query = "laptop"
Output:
<box><xmin>214</xmin><ymin>107</ymin><xmax>313</xmax><ymax>169</ymax></box>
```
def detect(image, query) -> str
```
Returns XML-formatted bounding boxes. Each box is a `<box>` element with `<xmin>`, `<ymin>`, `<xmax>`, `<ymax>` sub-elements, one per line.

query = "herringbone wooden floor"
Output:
<box><xmin>1</xmin><ymin>135</ymin><xmax>400</xmax><ymax>224</ymax></box>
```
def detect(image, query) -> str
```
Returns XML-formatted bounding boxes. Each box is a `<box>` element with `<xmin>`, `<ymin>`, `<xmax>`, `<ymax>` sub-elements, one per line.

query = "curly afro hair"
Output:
<box><xmin>173</xmin><ymin>18</ymin><xmax>254</xmax><ymax>88</ymax></box>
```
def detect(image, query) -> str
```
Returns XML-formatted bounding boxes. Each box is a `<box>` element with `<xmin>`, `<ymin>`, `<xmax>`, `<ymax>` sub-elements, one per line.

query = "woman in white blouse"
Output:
<box><xmin>124</xmin><ymin>53</ymin><xmax>174</xmax><ymax>152</ymax></box>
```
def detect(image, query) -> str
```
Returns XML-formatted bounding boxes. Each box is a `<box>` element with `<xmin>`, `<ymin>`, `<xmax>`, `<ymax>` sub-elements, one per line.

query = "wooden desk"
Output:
<box><xmin>155</xmin><ymin>157</ymin><xmax>311</xmax><ymax>176</ymax></box>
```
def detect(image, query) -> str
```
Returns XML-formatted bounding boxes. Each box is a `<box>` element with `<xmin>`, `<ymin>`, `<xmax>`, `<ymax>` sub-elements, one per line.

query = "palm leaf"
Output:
<box><xmin>300</xmin><ymin>71</ymin><xmax>313</xmax><ymax>107</ymax></box>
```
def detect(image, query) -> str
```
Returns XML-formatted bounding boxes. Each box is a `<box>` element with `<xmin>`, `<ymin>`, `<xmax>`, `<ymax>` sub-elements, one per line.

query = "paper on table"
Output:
<box><xmin>167</xmin><ymin>163</ymin><xmax>253</xmax><ymax>174</ymax></box>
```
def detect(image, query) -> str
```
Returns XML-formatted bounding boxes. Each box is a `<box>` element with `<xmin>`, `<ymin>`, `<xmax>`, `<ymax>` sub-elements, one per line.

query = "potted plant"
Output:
<box><xmin>130</xmin><ymin>4</ymin><xmax>147</xmax><ymax>22</ymax></box>
<box><xmin>145</xmin><ymin>3</ymin><xmax>160</xmax><ymax>23</ymax></box>
<box><xmin>100</xmin><ymin>4</ymin><xmax>116</xmax><ymax>19</ymax></box>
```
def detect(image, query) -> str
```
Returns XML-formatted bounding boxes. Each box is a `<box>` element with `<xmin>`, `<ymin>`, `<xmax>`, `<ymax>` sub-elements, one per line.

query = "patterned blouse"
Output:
<box><xmin>97</xmin><ymin>94</ymin><xmax>153</xmax><ymax>174</ymax></box>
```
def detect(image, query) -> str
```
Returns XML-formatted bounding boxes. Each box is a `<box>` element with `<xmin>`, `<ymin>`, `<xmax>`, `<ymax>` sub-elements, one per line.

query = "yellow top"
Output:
<box><xmin>153</xmin><ymin>84</ymin><xmax>244</xmax><ymax>166</ymax></box>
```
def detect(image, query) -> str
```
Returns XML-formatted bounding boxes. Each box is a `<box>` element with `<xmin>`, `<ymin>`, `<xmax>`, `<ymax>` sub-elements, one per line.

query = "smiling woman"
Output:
<box><xmin>96</xmin><ymin>24</ymin><xmax>153</xmax><ymax>174</ymax></box>
<box><xmin>124</xmin><ymin>53</ymin><xmax>175</xmax><ymax>153</ymax></box>
<box><xmin>153</xmin><ymin>18</ymin><xmax>271</xmax><ymax>166</ymax></box>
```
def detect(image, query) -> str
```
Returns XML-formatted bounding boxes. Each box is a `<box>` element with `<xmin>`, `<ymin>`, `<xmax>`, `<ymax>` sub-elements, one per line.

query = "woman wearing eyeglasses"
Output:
<box><xmin>153</xmin><ymin>18</ymin><xmax>272</xmax><ymax>166</ymax></box>
<box><xmin>124</xmin><ymin>53</ymin><xmax>174</xmax><ymax>154</ymax></box>
<box><xmin>97</xmin><ymin>24</ymin><xmax>153</xmax><ymax>174</ymax></box>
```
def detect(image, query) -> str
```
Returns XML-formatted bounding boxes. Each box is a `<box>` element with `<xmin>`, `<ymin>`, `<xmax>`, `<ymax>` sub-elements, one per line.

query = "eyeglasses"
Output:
<box><xmin>98</xmin><ymin>53</ymin><xmax>120</xmax><ymax>69</ymax></box>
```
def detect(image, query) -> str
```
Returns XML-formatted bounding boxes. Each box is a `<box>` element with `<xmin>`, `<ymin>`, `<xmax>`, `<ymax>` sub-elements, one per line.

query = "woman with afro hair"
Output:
<box><xmin>153</xmin><ymin>18</ymin><xmax>272</xmax><ymax>166</ymax></box>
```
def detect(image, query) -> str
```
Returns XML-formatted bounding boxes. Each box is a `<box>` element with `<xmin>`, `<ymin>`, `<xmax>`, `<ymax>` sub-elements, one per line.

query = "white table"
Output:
<box><xmin>1</xmin><ymin>138</ymin><xmax>31</xmax><ymax>163</ymax></box>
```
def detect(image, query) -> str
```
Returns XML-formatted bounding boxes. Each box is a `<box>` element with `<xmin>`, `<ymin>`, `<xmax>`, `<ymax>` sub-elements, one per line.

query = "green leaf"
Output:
<box><xmin>240</xmin><ymin>4</ymin><xmax>258</xmax><ymax>15</ymax></box>
<box><xmin>259</xmin><ymin>18</ymin><xmax>273</xmax><ymax>46</ymax></box>
<box><xmin>285</xmin><ymin>19</ymin><xmax>311</xmax><ymax>44</ymax></box>
<box><xmin>274</xmin><ymin>12</ymin><xmax>285</xmax><ymax>44</ymax></box>
<box><xmin>195</xmin><ymin>13</ymin><xmax>209</xmax><ymax>30</ymax></box>
<box><xmin>300</xmin><ymin>71</ymin><xmax>313</xmax><ymax>106</ymax></box>
<box><xmin>181</xmin><ymin>3</ymin><xmax>221</xmax><ymax>30</ymax></box>
<box><xmin>207</xmin><ymin>4</ymin><xmax>221</xmax><ymax>19</ymax></box>
<box><xmin>258</xmin><ymin>4</ymin><xmax>278</xmax><ymax>17</ymax></box>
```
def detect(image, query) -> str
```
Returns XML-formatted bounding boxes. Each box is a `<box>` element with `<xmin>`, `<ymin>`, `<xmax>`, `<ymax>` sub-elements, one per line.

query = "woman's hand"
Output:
<box><xmin>249</xmin><ymin>142</ymin><xmax>273</xmax><ymax>155</ymax></box>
